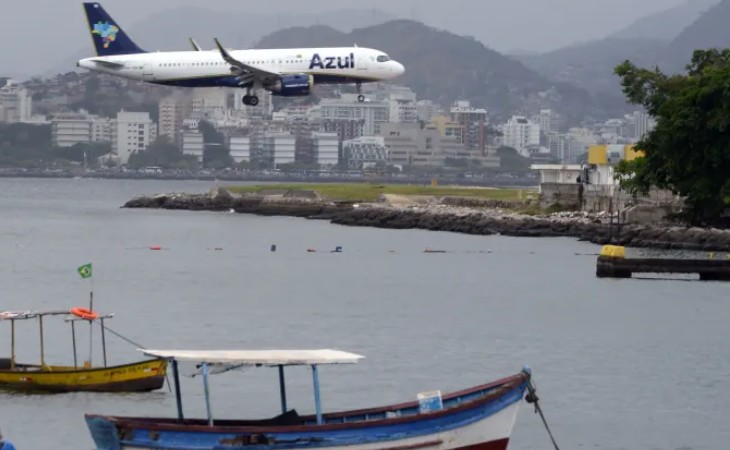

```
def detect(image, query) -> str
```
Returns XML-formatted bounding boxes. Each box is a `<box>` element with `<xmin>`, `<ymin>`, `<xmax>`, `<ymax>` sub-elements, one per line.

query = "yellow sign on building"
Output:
<box><xmin>588</xmin><ymin>144</ymin><xmax>645</xmax><ymax>165</ymax></box>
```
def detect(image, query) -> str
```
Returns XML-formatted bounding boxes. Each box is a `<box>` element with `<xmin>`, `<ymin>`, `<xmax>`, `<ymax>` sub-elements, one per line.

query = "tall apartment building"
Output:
<box><xmin>229</xmin><ymin>136</ymin><xmax>251</xmax><ymax>164</ymax></box>
<box><xmin>0</xmin><ymin>81</ymin><xmax>32</xmax><ymax>123</ymax></box>
<box><xmin>312</xmin><ymin>132</ymin><xmax>339</xmax><ymax>167</ymax></box>
<box><xmin>449</xmin><ymin>101</ymin><xmax>488</xmax><ymax>154</ymax></box>
<box><xmin>319</xmin><ymin>94</ymin><xmax>389</xmax><ymax>136</ymax></box>
<box><xmin>113</xmin><ymin>111</ymin><xmax>157</xmax><ymax>164</ymax></box>
<box><xmin>344</xmin><ymin>136</ymin><xmax>389</xmax><ymax>169</ymax></box>
<box><xmin>158</xmin><ymin>95</ymin><xmax>189</xmax><ymax>145</ymax></box>
<box><xmin>501</xmin><ymin>115</ymin><xmax>540</xmax><ymax>157</ymax></box>
<box><xmin>263</xmin><ymin>133</ymin><xmax>296</xmax><ymax>168</ymax></box>
<box><xmin>51</xmin><ymin>111</ymin><xmax>113</xmax><ymax>147</ymax></box>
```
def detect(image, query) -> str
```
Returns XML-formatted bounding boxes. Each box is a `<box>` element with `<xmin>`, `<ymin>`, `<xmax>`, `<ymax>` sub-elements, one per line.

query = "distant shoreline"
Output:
<box><xmin>0</xmin><ymin>170</ymin><xmax>538</xmax><ymax>188</ymax></box>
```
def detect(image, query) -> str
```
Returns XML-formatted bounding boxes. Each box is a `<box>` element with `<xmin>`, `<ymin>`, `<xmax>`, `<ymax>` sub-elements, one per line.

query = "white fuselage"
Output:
<box><xmin>77</xmin><ymin>47</ymin><xmax>405</xmax><ymax>88</ymax></box>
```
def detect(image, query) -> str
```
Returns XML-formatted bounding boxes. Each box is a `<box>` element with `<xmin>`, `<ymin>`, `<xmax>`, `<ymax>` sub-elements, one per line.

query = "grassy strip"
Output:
<box><xmin>227</xmin><ymin>183</ymin><xmax>537</xmax><ymax>202</ymax></box>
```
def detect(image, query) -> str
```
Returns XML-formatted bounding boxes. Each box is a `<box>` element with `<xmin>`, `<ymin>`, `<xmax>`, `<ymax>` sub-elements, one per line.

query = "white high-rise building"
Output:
<box><xmin>501</xmin><ymin>115</ymin><xmax>540</xmax><ymax>157</ymax></box>
<box><xmin>264</xmin><ymin>133</ymin><xmax>296</xmax><ymax>167</ymax></box>
<box><xmin>536</xmin><ymin>109</ymin><xmax>561</xmax><ymax>134</ymax></box>
<box><xmin>632</xmin><ymin>110</ymin><xmax>654</xmax><ymax>141</ymax></box>
<box><xmin>416</xmin><ymin>100</ymin><xmax>437</xmax><ymax>123</ymax></box>
<box><xmin>91</xmin><ymin>117</ymin><xmax>113</xmax><ymax>144</ymax></box>
<box><xmin>182</xmin><ymin>131</ymin><xmax>204</xmax><ymax>162</ymax></box>
<box><xmin>312</xmin><ymin>132</ymin><xmax>339</xmax><ymax>167</ymax></box>
<box><xmin>344</xmin><ymin>136</ymin><xmax>389</xmax><ymax>169</ymax></box>
<box><xmin>51</xmin><ymin>111</ymin><xmax>113</xmax><ymax>147</ymax></box>
<box><xmin>319</xmin><ymin>94</ymin><xmax>389</xmax><ymax>136</ymax></box>
<box><xmin>52</xmin><ymin>112</ymin><xmax>92</xmax><ymax>147</ymax></box>
<box><xmin>387</xmin><ymin>87</ymin><xmax>417</xmax><ymax>124</ymax></box>
<box><xmin>158</xmin><ymin>95</ymin><xmax>189</xmax><ymax>143</ymax></box>
<box><xmin>0</xmin><ymin>81</ymin><xmax>32</xmax><ymax>123</ymax></box>
<box><xmin>229</xmin><ymin>136</ymin><xmax>251</xmax><ymax>163</ymax></box>
<box><xmin>113</xmin><ymin>111</ymin><xmax>157</xmax><ymax>164</ymax></box>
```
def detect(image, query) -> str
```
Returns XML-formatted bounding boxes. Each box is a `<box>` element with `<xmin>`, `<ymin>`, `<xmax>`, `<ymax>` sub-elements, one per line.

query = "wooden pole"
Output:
<box><xmin>10</xmin><ymin>319</ymin><xmax>15</xmax><ymax>370</ymax></box>
<box><xmin>88</xmin><ymin>289</ymin><xmax>93</xmax><ymax>367</ymax></box>
<box><xmin>39</xmin><ymin>315</ymin><xmax>45</xmax><ymax>367</ymax></box>
<box><xmin>71</xmin><ymin>320</ymin><xmax>78</xmax><ymax>369</ymax></box>
<box><xmin>101</xmin><ymin>317</ymin><xmax>107</xmax><ymax>367</ymax></box>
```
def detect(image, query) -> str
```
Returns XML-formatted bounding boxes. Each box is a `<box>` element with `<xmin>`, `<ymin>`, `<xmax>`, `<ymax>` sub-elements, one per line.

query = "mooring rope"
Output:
<box><xmin>92</xmin><ymin>321</ymin><xmax>172</xmax><ymax>392</ymax></box>
<box><xmin>525</xmin><ymin>375</ymin><xmax>561</xmax><ymax>450</ymax></box>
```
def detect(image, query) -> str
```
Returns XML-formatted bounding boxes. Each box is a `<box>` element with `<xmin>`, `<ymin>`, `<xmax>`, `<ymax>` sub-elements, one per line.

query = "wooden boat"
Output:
<box><xmin>85</xmin><ymin>349</ymin><xmax>536</xmax><ymax>450</ymax></box>
<box><xmin>0</xmin><ymin>309</ymin><xmax>167</xmax><ymax>392</ymax></box>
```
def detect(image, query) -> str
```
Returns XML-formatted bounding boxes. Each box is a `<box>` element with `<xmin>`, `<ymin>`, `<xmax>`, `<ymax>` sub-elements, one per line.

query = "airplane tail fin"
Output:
<box><xmin>83</xmin><ymin>2</ymin><xmax>146</xmax><ymax>56</ymax></box>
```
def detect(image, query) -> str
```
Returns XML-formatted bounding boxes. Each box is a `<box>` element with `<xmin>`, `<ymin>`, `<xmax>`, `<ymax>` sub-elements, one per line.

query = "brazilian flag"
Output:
<box><xmin>77</xmin><ymin>263</ymin><xmax>92</xmax><ymax>279</ymax></box>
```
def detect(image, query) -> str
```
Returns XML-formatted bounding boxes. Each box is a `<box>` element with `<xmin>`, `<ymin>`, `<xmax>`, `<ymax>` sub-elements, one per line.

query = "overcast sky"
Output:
<box><xmin>2</xmin><ymin>0</ymin><xmax>686</xmax><ymax>77</ymax></box>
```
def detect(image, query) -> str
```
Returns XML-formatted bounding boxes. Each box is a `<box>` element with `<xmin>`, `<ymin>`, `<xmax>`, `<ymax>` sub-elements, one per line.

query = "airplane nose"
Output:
<box><xmin>394</xmin><ymin>61</ymin><xmax>405</xmax><ymax>75</ymax></box>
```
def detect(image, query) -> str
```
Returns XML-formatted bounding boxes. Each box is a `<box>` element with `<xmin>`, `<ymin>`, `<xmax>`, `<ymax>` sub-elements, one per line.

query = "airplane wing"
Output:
<box><xmin>189</xmin><ymin>38</ymin><xmax>202</xmax><ymax>51</ymax></box>
<box><xmin>213</xmin><ymin>38</ymin><xmax>279</xmax><ymax>86</ymax></box>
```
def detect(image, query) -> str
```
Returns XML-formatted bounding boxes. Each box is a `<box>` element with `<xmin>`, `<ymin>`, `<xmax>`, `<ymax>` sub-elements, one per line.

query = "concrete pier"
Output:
<box><xmin>596</xmin><ymin>246</ymin><xmax>730</xmax><ymax>281</ymax></box>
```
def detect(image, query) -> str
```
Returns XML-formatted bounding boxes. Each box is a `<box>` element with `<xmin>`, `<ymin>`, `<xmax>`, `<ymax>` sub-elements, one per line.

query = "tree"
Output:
<box><xmin>127</xmin><ymin>135</ymin><xmax>199</xmax><ymax>169</ymax></box>
<box><xmin>198</xmin><ymin>120</ymin><xmax>233</xmax><ymax>169</ymax></box>
<box><xmin>614</xmin><ymin>49</ymin><xmax>730</xmax><ymax>223</ymax></box>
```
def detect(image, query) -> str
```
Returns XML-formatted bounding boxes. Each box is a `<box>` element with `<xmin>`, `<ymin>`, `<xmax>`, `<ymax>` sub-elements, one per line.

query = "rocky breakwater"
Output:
<box><xmin>332</xmin><ymin>205</ymin><xmax>730</xmax><ymax>252</ymax></box>
<box><xmin>123</xmin><ymin>188</ymin><xmax>730</xmax><ymax>251</ymax></box>
<box><xmin>123</xmin><ymin>187</ymin><xmax>356</xmax><ymax>219</ymax></box>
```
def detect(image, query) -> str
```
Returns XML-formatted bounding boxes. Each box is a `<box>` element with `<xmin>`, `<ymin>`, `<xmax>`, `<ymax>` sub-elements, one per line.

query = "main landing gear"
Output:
<box><xmin>357</xmin><ymin>82</ymin><xmax>365</xmax><ymax>102</ymax></box>
<box><xmin>242</xmin><ymin>94</ymin><xmax>259</xmax><ymax>106</ymax></box>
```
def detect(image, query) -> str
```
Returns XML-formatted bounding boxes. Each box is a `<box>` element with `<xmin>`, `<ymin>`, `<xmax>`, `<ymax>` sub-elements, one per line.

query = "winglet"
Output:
<box><xmin>189</xmin><ymin>38</ymin><xmax>202</xmax><ymax>51</ymax></box>
<box><xmin>213</xmin><ymin>38</ymin><xmax>230</xmax><ymax>59</ymax></box>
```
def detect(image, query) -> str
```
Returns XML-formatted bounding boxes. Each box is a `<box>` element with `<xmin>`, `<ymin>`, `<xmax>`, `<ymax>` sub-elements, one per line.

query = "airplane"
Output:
<box><xmin>77</xmin><ymin>3</ymin><xmax>405</xmax><ymax>107</ymax></box>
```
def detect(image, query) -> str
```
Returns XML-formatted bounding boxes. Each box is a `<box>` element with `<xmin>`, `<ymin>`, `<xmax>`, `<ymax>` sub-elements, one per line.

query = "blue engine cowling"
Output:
<box><xmin>266</xmin><ymin>74</ymin><xmax>314</xmax><ymax>97</ymax></box>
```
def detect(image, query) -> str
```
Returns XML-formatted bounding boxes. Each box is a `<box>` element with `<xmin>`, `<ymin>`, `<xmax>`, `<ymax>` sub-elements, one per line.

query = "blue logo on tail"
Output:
<box><xmin>92</xmin><ymin>21</ymin><xmax>119</xmax><ymax>49</ymax></box>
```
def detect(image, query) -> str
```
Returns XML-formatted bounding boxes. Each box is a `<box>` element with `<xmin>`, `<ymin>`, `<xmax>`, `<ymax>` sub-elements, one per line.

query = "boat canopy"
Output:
<box><xmin>139</xmin><ymin>349</ymin><xmax>365</xmax><ymax>366</ymax></box>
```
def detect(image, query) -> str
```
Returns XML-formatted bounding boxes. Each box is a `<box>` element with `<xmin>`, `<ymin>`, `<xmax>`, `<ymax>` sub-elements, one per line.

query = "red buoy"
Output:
<box><xmin>150</xmin><ymin>245</ymin><xmax>162</xmax><ymax>251</ymax></box>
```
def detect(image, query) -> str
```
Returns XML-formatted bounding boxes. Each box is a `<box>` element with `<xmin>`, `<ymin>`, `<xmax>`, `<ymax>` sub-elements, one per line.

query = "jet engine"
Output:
<box><xmin>265</xmin><ymin>74</ymin><xmax>314</xmax><ymax>97</ymax></box>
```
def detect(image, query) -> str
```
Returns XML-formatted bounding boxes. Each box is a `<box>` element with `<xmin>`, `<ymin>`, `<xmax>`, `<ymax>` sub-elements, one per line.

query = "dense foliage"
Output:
<box><xmin>614</xmin><ymin>49</ymin><xmax>730</xmax><ymax>223</ymax></box>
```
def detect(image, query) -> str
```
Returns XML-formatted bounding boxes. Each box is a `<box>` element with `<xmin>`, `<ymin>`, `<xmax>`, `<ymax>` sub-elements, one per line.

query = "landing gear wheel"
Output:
<box><xmin>356</xmin><ymin>82</ymin><xmax>364</xmax><ymax>102</ymax></box>
<box><xmin>248</xmin><ymin>95</ymin><xmax>259</xmax><ymax>106</ymax></box>
<box><xmin>242</xmin><ymin>95</ymin><xmax>251</xmax><ymax>106</ymax></box>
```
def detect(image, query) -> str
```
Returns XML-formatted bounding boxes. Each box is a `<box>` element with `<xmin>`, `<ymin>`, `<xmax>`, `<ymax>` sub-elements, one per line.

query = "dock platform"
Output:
<box><xmin>596</xmin><ymin>246</ymin><xmax>730</xmax><ymax>281</ymax></box>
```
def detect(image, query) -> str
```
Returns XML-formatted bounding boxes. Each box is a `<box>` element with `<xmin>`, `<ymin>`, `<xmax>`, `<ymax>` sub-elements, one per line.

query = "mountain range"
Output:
<box><xmin>513</xmin><ymin>0</ymin><xmax>726</xmax><ymax>98</ymax></box>
<box><xmin>255</xmin><ymin>21</ymin><xmax>626</xmax><ymax>122</ymax></box>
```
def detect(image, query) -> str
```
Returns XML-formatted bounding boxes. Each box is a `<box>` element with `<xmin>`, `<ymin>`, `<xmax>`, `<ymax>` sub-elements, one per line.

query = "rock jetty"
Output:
<box><xmin>122</xmin><ymin>188</ymin><xmax>730</xmax><ymax>252</ymax></box>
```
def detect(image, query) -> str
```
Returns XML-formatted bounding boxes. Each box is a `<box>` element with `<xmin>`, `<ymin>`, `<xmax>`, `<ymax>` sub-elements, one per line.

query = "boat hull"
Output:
<box><xmin>0</xmin><ymin>358</ymin><xmax>167</xmax><ymax>392</ymax></box>
<box><xmin>85</xmin><ymin>373</ymin><xmax>528</xmax><ymax>450</ymax></box>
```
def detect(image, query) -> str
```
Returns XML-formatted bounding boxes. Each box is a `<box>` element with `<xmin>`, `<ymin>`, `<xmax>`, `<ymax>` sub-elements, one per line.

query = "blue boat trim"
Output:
<box><xmin>85</xmin><ymin>372</ymin><xmax>529</xmax><ymax>450</ymax></box>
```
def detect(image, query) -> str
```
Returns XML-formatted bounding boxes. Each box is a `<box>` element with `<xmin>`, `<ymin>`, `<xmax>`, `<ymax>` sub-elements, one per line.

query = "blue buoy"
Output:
<box><xmin>271</xmin><ymin>244</ymin><xmax>277</xmax><ymax>252</ymax></box>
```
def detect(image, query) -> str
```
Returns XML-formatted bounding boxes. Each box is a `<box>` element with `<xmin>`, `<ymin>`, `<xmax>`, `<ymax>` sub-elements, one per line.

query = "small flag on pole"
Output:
<box><xmin>77</xmin><ymin>263</ymin><xmax>92</xmax><ymax>279</ymax></box>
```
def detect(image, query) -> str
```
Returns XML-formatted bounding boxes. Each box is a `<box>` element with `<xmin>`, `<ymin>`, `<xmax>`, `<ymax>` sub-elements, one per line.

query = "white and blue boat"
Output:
<box><xmin>85</xmin><ymin>349</ymin><xmax>534</xmax><ymax>450</ymax></box>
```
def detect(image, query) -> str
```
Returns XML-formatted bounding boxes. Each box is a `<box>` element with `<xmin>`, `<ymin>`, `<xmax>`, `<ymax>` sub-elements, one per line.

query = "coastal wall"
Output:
<box><xmin>538</xmin><ymin>183</ymin><xmax>582</xmax><ymax>209</ymax></box>
<box><xmin>121</xmin><ymin>188</ymin><xmax>730</xmax><ymax>252</ymax></box>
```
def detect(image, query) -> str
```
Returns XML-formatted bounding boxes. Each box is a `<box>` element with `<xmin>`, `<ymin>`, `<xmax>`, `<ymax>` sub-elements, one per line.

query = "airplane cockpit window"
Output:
<box><xmin>377</xmin><ymin>55</ymin><xmax>390</xmax><ymax>63</ymax></box>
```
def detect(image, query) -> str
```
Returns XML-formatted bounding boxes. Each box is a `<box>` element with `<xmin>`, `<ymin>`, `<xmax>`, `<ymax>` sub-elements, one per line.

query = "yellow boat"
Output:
<box><xmin>0</xmin><ymin>309</ymin><xmax>167</xmax><ymax>392</ymax></box>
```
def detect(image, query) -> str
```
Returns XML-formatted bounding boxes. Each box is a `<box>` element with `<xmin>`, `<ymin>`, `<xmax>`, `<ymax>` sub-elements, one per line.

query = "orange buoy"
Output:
<box><xmin>70</xmin><ymin>307</ymin><xmax>98</xmax><ymax>320</ymax></box>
